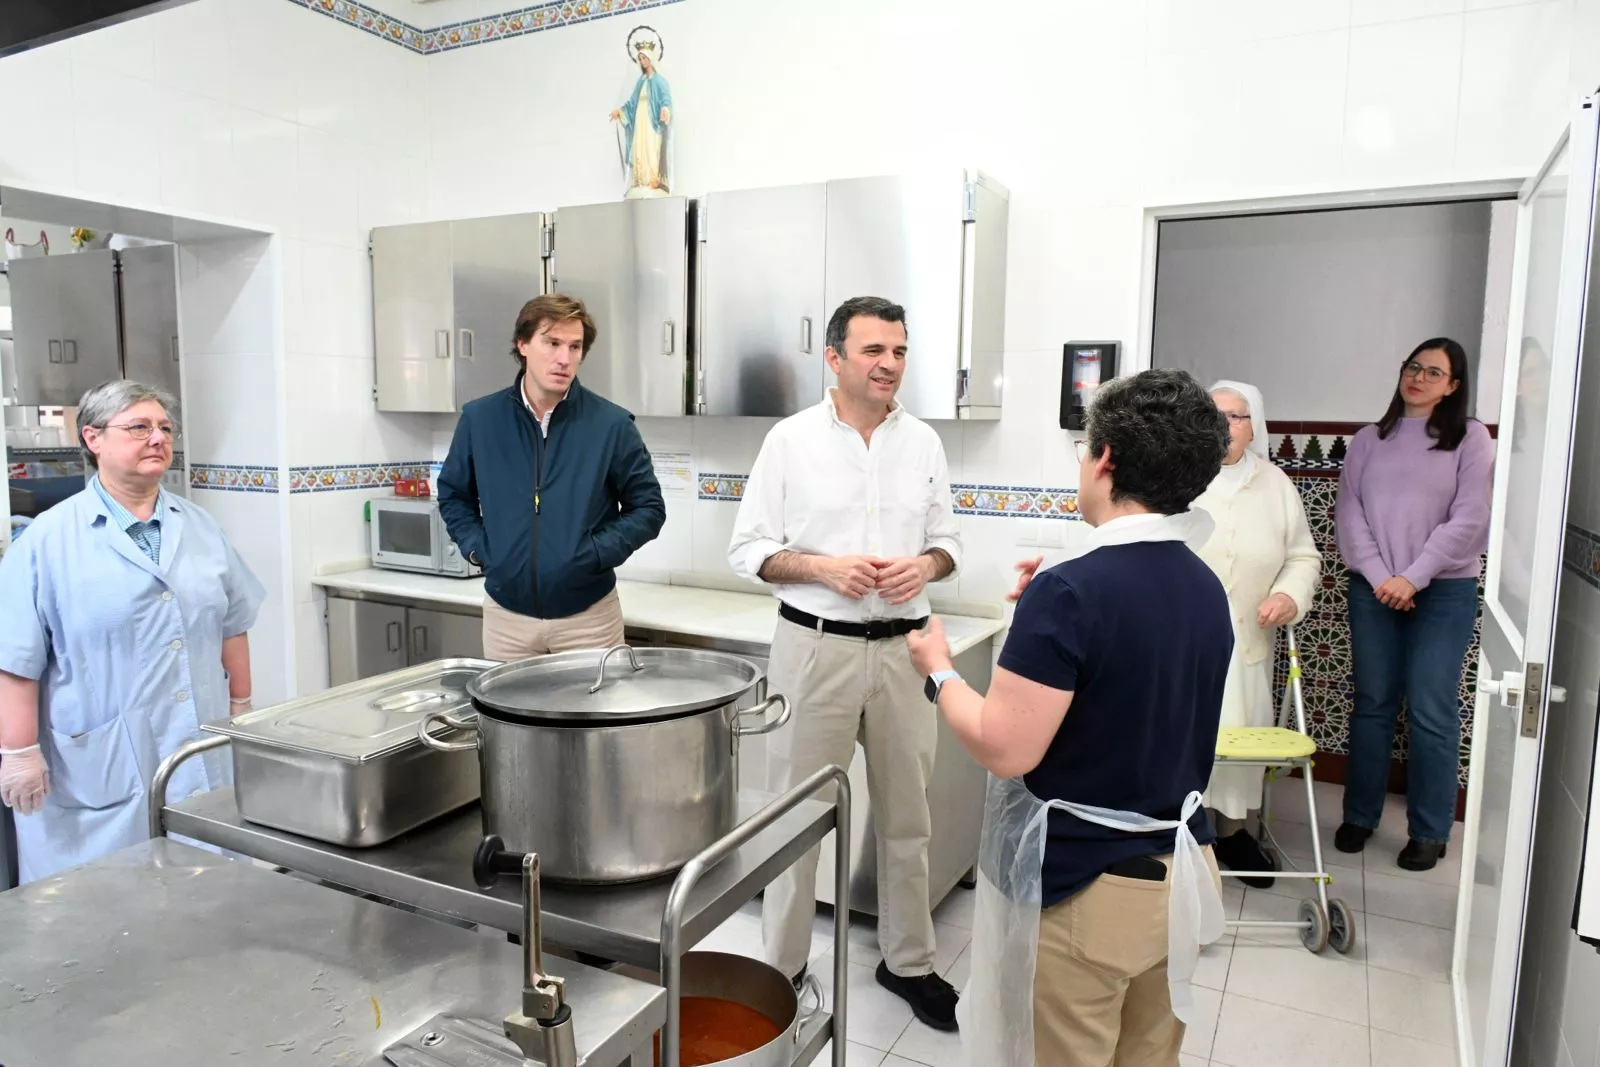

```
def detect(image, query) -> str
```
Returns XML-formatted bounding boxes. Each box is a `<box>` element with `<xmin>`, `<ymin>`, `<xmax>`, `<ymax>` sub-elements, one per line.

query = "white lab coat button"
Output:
<box><xmin>169</xmin><ymin>639</ymin><xmax>183</xmax><ymax>651</ymax></box>
<box><xmin>174</xmin><ymin>691</ymin><xmax>189</xmax><ymax>703</ymax></box>
<box><xmin>160</xmin><ymin>591</ymin><xmax>173</xmax><ymax>602</ymax></box>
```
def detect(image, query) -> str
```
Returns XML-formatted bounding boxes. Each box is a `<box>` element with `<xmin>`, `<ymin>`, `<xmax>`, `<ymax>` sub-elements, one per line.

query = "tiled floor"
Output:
<box><xmin>698</xmin><ymin>776</ymin><xmax>1462</xmax><ymax>1066</ymax></box>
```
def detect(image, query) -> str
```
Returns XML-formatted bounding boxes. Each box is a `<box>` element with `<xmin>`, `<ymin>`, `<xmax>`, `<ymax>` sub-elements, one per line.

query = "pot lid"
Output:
<box><xmin>468</xmin><ymin>645</ymin><xmax>763</xmax><ymax>724</ymax></box>
<box><xmin>204</xmin><ymin>658</ymin><xmax>493</xmax><ymax>761</ymax></box>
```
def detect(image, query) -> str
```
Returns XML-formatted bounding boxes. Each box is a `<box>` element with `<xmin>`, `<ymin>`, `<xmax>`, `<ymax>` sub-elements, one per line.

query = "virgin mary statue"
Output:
<box><xmin>609</xmin><ymin>30</ymin><xmax>673</xmax><ymax>199</ymax></box>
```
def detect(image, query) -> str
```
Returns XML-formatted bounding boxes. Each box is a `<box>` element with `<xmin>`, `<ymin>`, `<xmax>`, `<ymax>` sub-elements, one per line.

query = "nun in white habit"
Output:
<box><xmin>1190</xmin><ymin>380</ymin><xmax>1321</xmax><ymax>886</ymax></box>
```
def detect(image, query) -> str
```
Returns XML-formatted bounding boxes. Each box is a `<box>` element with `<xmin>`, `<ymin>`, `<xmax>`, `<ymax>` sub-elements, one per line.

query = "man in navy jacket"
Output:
<box><xmin>438</xmin><ymin>294</ymin><xmax>666</xmax><ymax>658</ymax></box>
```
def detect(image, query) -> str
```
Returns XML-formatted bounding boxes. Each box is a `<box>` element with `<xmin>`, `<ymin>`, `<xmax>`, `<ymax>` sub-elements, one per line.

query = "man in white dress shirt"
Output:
<box><xmin>728</xmin><ymin>296</ymin><xmax>963</xmax><ymax>1032</ymax></box>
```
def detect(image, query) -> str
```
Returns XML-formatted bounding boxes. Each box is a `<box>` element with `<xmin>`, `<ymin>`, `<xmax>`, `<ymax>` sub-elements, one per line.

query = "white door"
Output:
<box><xmin>1452</xmin><ymin>96</ymin><xmax>1600</xmax><ymax>1066</ymax></box>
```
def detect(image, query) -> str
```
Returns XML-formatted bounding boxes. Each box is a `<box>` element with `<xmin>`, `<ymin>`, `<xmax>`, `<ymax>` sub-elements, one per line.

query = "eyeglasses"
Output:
<box><xmin>1401</xmin><ymin>361</ymin><xmax>1451</xmax><ymax>383</ymax></box>
<box><xmin>102</xmin><ymin>420</ymin><xmax>180</xmax><ymax>441</ymax></box>
<box><xmin>1221</xmin><ymin>412</ymin><xmax>1252</xmax><ymax>424</ymax></box>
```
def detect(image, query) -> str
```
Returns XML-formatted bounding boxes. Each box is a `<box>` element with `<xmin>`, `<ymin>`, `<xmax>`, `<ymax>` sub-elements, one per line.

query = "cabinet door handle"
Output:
<box><xmin>386</xmin><ymin>620</ymin><xmax>402</xmax><ymax>653</ymax></box>
<box><xmin>459</xmin><ymin>328</ymin><xmax>474</xmax><ymax>361</ymax></box>
<box><xmin>662</xmin><ymin>320</ymin><xmax>675</xmax><ymax>355</ymax></box>
<box><xmin>435</xmin><ymin>330</ymin><xmax>450</xmax><ymax>360</ymax></box>
<box><xmin>64</xmin><ymin>340</ymin><xmax>78</xmax><ymax>364</ymax></box>
<box><xmin>171</xmin><ymin>336</ymin><xmax>181</xmax><ymax>363</ymax></box>
<box><xmin>800</xmin><ymin>317</ymin><xmax>812</xmax><ymax>354</ymax></box>
<box><xmin>412</xmin><ymin>625</ymin><xmax>429</xmax><ymax>659</ymax></box>
<box><xmin>48</xmin><ymin>340</ymin><xmax>62</xmax><ymax>364</ymax></box>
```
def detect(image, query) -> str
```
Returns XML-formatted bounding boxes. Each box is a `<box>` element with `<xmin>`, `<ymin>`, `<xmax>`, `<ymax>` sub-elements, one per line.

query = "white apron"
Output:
<box><xmin>958</xmin><ymin>510</ymin><xmax>1228</xmax><ymax>1067</ymax></box>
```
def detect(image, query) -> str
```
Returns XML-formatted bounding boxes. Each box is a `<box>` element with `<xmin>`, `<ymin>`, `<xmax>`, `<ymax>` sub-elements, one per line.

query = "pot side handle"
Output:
<box><xmin>732</xmin><ymin>694</ymin><xmax>792</xmax><ymax>737</ymax></box>
<box><xmin>417</xmin><ymin>708</ymin><xmax>480</xmax><ymax>752</ymax></box>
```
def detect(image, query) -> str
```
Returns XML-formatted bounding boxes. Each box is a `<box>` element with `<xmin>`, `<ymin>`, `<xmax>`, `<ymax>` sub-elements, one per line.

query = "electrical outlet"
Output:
<box><xmin>1039</xmin><ymin>523</ymin><xmax>1066</xmax><ymax>549</ymax></box>
<box><xmin>1016</xmin><ymin>524</ymin><xmax>1039</xmax><ymax>548</ymax></box>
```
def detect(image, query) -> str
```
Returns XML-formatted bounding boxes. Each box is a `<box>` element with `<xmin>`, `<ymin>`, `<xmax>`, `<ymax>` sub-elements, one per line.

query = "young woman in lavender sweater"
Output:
<box><xmin>1333</xmin><ymin>338</ymin><xmax>1494</xmax><ymax>872</ymax></box>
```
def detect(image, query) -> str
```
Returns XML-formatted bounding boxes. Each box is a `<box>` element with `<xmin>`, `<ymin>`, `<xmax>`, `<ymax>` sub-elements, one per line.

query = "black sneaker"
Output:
<box><xmin>876</xmin><ymin>960</ymin><xmax>959</xmax><ymax>1032</ymax></box>
<box><xmin>1334</xmin><ymin>823</ymin><xmax>1373</xmax><ymax>854</ymax></box>
<box><xmin>1213</xmin><ymin>829</ymin><xmax>1276</xmax><ymax>889</ymax></box>
<box><xmin>1398</xmin><ymin>840</ymin><xmax>1447</xmax><ymax>872</ymax></box>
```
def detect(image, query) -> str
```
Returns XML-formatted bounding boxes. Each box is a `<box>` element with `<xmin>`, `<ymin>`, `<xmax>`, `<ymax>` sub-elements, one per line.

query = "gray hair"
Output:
<box><xmin>77</xmin><ymin>379</ymin><xmax>178</xmax><ymax>470</ymax></box>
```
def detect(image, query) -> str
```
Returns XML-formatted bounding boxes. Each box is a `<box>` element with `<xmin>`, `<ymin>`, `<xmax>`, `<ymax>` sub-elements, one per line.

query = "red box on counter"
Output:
<box><xmin>394</xmin><ymin>479</ymin><xmax>430</xmax><ymax>498</ymax></box>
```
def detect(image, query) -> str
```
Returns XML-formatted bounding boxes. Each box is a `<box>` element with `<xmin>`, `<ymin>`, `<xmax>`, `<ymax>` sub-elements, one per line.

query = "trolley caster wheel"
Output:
<box><xmin>959</xmin><ymin>867</ymin><xmax>977</xmax><ymax>890</ymax></box>
<box><xmin>1327</xmin><ymin>898</ymin><xmax>1357</xmax><ymax>955</ymax></box>
<box><xmin>1298</xmin><ymin>898</ymin><xmax>1330</xmax><ymax>954</ymax></box>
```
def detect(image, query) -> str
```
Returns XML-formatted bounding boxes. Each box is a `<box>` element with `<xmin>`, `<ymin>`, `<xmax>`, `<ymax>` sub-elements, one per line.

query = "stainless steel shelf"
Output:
<box><xmin>163</xmin><ymin>787</ymin><xmax>835</xmax><ymax>972</ymax></box>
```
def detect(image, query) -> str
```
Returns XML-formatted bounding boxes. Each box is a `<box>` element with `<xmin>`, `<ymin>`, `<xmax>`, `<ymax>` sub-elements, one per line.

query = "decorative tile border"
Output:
<box><xmin>190</xmin><ymin>464</ymin><xmax>281</xmax><ymax>493</ymax></box>
<box><xmin>698</xmin><ymin>473</ymin><xmax>746</xmax><ymax>501</ymax></box>
<box><xmin>1565</xmin><ymin>523</ymin><xmax>1600</xmax><ymax>590</ymax></box>
<box><xmin>952</xmin><ymin>484</ymin><xmax>1081</xmax><ymax>520</ymax></box>
<box><xmin>287</xmin><ymin>0</ymin><xmax>689</xmax><ymax>56</ymax></box>
<box><xmin>289</xmin><ymin>461</ymin><xmax>432</xmax><ymax>494</ymax></box>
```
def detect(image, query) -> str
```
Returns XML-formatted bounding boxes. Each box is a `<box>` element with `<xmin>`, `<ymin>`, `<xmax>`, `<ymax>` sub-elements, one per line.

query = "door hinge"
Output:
<box><xmin>371</xmin><ymin>384</ymin><xmax>379</xmax><ymax>403</ymax></box>
<box><xmin>962</xmin><ymin>181</ymin><xmax>977</xmax><ymax>222</ymax></box>
<box><xmin>540</xmin><ymin>222</ymin><xmax>555</xmax><ymax>259</ymax></box>
<box><xmin>1522</xmin><ymin>661</ymin><xmax>1545</xmax><ymax>739</ymax></box>
<box><xmin>956</xmin><ymin>367</ymin><xmax>971</xmax><ymax>403</ymax></box>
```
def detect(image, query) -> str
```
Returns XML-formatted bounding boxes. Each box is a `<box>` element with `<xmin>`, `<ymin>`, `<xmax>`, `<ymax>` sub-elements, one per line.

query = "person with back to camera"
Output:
<box><xmin>1334</xmin><ymin>337</ymin><xmax>1494</xmax><ymax>872</ymax></box>
<box><xmin>908</xmin><ymin>368</ymin><xmax>1233</xmax><ymax>1066</ymax></box>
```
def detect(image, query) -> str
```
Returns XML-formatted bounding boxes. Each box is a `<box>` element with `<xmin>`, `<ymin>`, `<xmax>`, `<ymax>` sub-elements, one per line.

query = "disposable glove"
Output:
<box><xmin>0</xmin><ymin>744</ymin><xmax>49</xmax><ymax>815</ymax></box>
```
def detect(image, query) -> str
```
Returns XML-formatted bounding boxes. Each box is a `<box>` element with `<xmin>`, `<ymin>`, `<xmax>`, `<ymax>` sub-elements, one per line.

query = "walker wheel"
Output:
<box><xmin>1328</xmin><ymin>898</ymin><xmax>1357</xmax><ymax>955</ymax></box>
<box><xmin>1298</xmin><ymin>898</ymin><xmax>1330</xmax><ymax>953</ymax></box>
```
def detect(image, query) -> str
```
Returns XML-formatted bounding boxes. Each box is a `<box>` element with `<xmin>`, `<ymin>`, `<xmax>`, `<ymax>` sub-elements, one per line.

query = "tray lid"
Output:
<box><xmin>204</xmin><ymin>658</ymin><xmax>493</xmax><ymax>760</ymax></box>
<box><xmin>468</xmin><ymin>645</ymin><xmax>762</xmax><ymax>724</ymax></box>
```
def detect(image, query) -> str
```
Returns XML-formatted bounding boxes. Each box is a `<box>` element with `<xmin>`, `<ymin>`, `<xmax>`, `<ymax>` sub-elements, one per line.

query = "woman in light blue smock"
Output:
<box><xmin>0</xmin><ymin>380</ymin><xmax>264</xmax><ymax>884</ymax></box>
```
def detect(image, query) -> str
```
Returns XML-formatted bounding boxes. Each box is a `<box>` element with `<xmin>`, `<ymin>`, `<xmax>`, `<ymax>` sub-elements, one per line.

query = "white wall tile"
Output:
<box><xmin>1456</xmin><ymin>2</ymin><xmax>1573</xmax><ymax>177</ymax></box>
<box><xmin>0</xmin><ymin>42</ymin><xmax>77</xmax><ymax>190</ymax></box>
<box><xmin>295</xmin><ymin>241</ymin><xmax>367</xmax><ymax>357</ymax></box>
<box><xmin>222</xmin><ymin>0</ymin><xmax>305</xmax><ymax>123</ymax></box>
<box><xmin>69</xmin><ymin>10</ymin><xmax>157</xmax><ymax>82</ymax></box>
<box><xmin>1142</xmin><ymin>44</ymin><xmax>1245</xmax><ymax>199</ymax></box>
<box><xmin>1343</xmin><ymin>15</ymin><xmax>1467</xmax><ymax>185</ymax></box>
<box><xmin>295</xmin><ymin>15</ymin><xmax>364</xmax><ymax>144</ymax></box>
<box><xmin>295</xmin><ymin>127</ymin><xmax>361</xmax><ymax>247</ymax></box>
<box><xmin>157</xmin><ymin>91</ymin><xmax>236</xmax><ymax>219</ymax></box>
<box><xmin>308</xmin><ymin>488</ymin><xmax>377</xmax><ymax>571</ymax></box>
<box><xmin>230</xmin><ymin>107</ymin><xmax>301</xmax><ymax>233</ymax></box>
<box><xmin>179</xmin><ymin>237</ymin><xmax>278</xmax><ymax>357</ymax></box>
<box><xmin>1240</xmin><ymin>0</ymin><xmax>1352</xmax><ymax>41</ymax></box>
<box><xmin>690</xmin><ymin>499</ymin><xmax>741</xmax><ymax>578</ymax></box>
<box><xmin>289</xmin><ymin>493</ymin><xmax>316</xmax><ymax>598</ymax></box>
<box><xmin>294</xmin><ymin>598</ymin><xmax>330</xmax><ymax>699</ymax></box>
<box><xmin>1352</xmin><ymin>0</ymin><xmax>1464</xmax><ymax>25</ymax></box>
<box><xmin>284</xmin><ymin>353</ymin><xmax>373</xmax><ymax>466</ymax></box>
<box><xmin>146</xmin><ymin>0</ymin><xmax>234</xmax><ymax>103</ymax></box>
<box><xmin>72</xmin><ymin>68</ymin><xmax>163</xmax><ymax>206</ymax></box>
<box><xmin>183</xmin><ymin>353</ymin><xmax>280</xmax><ymax>464</ymax></box>
<box><xmin>1237</xmin><ymin>30</ymin><xmax>1351</xmax><ymax>194</ymax></box>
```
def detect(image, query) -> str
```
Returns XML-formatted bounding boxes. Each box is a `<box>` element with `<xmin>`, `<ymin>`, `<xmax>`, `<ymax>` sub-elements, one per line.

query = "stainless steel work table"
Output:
<box><xmin>161</xmin><ymin>786</ymin><xmax>834</xmax><ymax>970</ymax></box>
<box><xmin>152</xmin><ymin>740</ymin><xmax>852</xmax><ymax>1067</ymax></box>
<box><xmin>0</xmin><ymin>839</ymin><xmax>664</xmax><ymax>1067</ymax></box>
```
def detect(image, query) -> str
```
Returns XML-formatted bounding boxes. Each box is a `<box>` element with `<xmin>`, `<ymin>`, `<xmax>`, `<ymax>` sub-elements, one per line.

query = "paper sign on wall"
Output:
<box><xmin>651</xmin><ymin>450</ymin><xmax>694</xmax><ymax>499</ymax></box>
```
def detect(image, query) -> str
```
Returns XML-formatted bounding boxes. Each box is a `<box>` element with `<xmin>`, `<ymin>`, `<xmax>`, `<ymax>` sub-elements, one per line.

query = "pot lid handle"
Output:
<box><xmin>588</xmin><ymin>643</ymin><xmax>645</xmax><ymax>694</ymax></box>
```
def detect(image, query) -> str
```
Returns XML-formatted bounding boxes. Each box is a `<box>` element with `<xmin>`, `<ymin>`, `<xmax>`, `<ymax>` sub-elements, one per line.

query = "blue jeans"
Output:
<box><xmin>1343</xmin><ymin>575</ymin><xmax>1479</xmax><ymax>845</ymax></box>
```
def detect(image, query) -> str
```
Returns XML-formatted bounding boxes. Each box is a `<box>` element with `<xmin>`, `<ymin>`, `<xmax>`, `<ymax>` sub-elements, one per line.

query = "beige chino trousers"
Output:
<box><xmin>481</xmin><ymin>588</ymin><xmax>625</xmax><ymax>659</ymax></box>
<box><xmin>761</xmin><ymin>616</ymin><xmax>939</xmax><ymax>978</ymax></box>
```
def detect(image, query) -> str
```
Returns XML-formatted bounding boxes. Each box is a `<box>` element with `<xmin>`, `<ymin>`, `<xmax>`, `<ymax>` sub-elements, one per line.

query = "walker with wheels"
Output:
<box><xmin>1212</xmin><ymin>625</ymin><xmax>1357</xmax><ymax>955</ymax></box>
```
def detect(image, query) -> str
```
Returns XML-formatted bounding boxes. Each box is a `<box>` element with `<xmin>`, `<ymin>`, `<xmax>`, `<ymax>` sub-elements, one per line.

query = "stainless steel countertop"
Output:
<box><xmin>0</xmin><ymin>839</ymin><xmax>664</xmax><ymax>1067</ymax></box>
<box><xmin>163</xmin><ymin>788</ymin><xmax>836</xmax><ymax>970</ymax></box>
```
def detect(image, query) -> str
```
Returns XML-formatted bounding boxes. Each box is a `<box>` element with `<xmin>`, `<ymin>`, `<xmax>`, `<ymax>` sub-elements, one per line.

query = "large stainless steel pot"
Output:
<box><xmin>419</xmin><ymin>644</ymin><xmax>790</xmax><ymax>884</ymax></box>
<box><xmin>668</xmin><ymin>951</ymin><xmax>823</xmax><ymax>1067</ymax></box>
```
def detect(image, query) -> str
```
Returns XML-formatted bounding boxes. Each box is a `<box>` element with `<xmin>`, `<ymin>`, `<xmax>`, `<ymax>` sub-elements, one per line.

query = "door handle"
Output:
<box><xmin>386</xmin><ymin>620</ymin><xmax>402</xmax><ymax>653</ymax></box>
<box><xmin>1479</xmin><ymin>672</ymin><xmax>1523</xmax><ymax>706</ymax></box>
<box><xmin>412</xmin><ymin>625</ymin><xmax>429</xmax><ymax>660</ymax></box>
<box><xmin>662</xmin><ymin>320</ymin><xmax>675</xmax><ymax>355</ymax></box>
<box><xmin>48</xmin><ymin>340</ymin><xmax>62</xmax><ymax>364</ymax></box>
<box><xmin>800</xmin><ymin>317</ymin><xmax>812</xmax><ymax>354</ymax></box>
<box><xmin>171</xmin><ymin>336</ymin><xmax>180</xmax><ymax>363</ymax></box>
<box><xmin>459</xmin><ymin>328</ymin><xmax>474</xmax><ymax>361</ymax></box>
<box><xmin>64</xmin><ymin>340</ymin><xmax>78</xmax><ymax>364</ymax></box>
<box><xmin>435</xmin><ymin>330</ymin><xmax>450</xmax><ymax>360</ymax></box>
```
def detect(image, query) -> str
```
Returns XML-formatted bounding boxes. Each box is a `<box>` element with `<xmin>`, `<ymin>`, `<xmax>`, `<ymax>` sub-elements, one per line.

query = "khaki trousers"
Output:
<box><xmin>1033</xmin><ymin>849</ymin><xmax>1221</xmax><ymax>1067</ymax></box>
<box><xmin>481</xmin><ymin>588</ymin><xmax>625</xmax><ymax>659</ymax></box>
<box><xmin>761</xmin><ymin>617</ymin><xmax>939</xmax><ymax>978</ymax></box>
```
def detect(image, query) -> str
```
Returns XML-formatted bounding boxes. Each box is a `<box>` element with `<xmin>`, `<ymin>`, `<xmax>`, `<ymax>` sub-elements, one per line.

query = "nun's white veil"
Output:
<box><xmin>1209</xmin><ymin>379</ymin><xmax>1270</xmax><ymax>461</ymax></box>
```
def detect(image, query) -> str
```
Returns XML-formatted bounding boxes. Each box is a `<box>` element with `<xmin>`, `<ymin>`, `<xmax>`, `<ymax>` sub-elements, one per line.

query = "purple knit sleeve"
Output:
<box><xmin>1335</xmin><ymin>429</ymin><xmax>1389</xmax><ymax>588</ymax></box>
<box><xmin>1400</xmin><ymin>423</ymin><xmax>1495</xmax><ymax>590</ymax></box>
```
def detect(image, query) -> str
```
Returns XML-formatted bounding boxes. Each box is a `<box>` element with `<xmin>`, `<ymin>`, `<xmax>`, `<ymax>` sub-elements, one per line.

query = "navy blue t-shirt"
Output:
<box><xmin>998</xmin><ymin>539</ymin><xmax>1233</xmax><ymax>907</ymax></box>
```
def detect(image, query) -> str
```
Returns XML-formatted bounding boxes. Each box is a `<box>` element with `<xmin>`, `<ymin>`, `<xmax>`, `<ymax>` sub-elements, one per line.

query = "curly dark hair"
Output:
<box><xmin>1085</xmin><ymin>369</ymin><xmax>1229</xmax><ymax>515</ymax></box>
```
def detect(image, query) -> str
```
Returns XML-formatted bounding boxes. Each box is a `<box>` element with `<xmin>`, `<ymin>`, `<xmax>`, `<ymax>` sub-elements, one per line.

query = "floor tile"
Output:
<box><xmin>1234</xmin><ymin>889</ymin><xmax>1368</xmax><ymax>962</ymax></box>
<box><xmin>1258</xmin><ymin>853</ymin><xmax>1366</xmax><ymax>912</ymax></box>
<box><xmin>1370</xmin><ymin>1029</ymin><xmax>1457</xmax><ymax>1067</ymax></box>
<box><xmin>943</xmin><ymin>943</ymin><xmax>971</xmax><ymax>991</ymax></box>
<box><xmin>1210</xmin><ymin>992</ymin><xmax>1373</xmax><ymax>1067</ymax></box>
<box><xmin>1194</xmin><ymin>936</ymin><xmax>1235</xmax><ymax>991</ymax></box>
<box><xmin>1363</xmin><ymin>914</ymin><xmax>1454</xmax><ymax>981</ymax></box>
<box><xmin>817</xmin><ymin>957</ymin><xmax>914</xmax><ymax>1051</ymax></box>
<box><xmin>1367</xmin><ymin>967</ymin><xmax>1456</xmax><ymax>1047</ymax></box>
<box><xmin>1364</xmin><ymin>869</ymin><xmax>1457</xmax><ymax>930</ymax></box>
<box><xmin>815</xmin><ymin>1040</ymin><xmax>887</xmax><ymax>1067</ymax></box>
<box><xmin>1181</xmin><ymin>983</ymin><xmax>1224</xmax><ymax>1059</ymax></box>
<box><xmin>931</xmin><ymin>887</ymin><xmax>974</xmax><ymax>930</ymax></box>
<box><xmin>1179</xmin><ymin>1056</ymin><xmax>1207</xmax><ymax>1067</ymax></box>
<box><xmin>881</xmin><ymin>1057</ymin><xmax>925</xmax><ymax>1067</ymax></box>
<box><xmin>1225</xmin><ymin>941</ymin><xmax>1370</xmax><ymax>1025</ymax></box>
<box><xmin>888</xmin><ymin>1016</ymin><xmax>961</xmax><ymax>1066</ymax></box>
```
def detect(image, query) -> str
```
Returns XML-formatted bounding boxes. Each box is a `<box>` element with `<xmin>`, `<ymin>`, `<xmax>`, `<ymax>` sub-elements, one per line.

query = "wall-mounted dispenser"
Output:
<box><xmin>1059</xmin><ymin>341</ymin><xmax>1119</xmax><ymax>431</ymax></box>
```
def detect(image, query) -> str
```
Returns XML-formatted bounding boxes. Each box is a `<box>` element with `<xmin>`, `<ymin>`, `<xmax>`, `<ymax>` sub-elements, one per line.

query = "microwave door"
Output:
<box><xmin>373</xmin><ymin>505</ymin><xmax>442</xmax><ymax>572</ymax></box>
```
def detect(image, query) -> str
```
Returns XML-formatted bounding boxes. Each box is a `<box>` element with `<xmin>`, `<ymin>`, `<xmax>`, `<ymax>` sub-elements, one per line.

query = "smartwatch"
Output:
<box><xmin>924</xmin><ymin>670</ymin><xmax>962</xmax><ymax>704</ymax></box>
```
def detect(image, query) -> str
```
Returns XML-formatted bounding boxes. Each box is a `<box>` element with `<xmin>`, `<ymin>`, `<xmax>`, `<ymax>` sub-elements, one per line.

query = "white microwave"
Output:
<box><xmin>369</xmin><ymin>497</ymin><xmax>481</xmax><ymax>579</ymax></box>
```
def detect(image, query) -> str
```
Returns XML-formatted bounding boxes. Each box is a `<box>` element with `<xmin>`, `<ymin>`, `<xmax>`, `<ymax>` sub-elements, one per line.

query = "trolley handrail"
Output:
<box><xmin>146</xmin><ymin>735</ymin><xmax>229</xmax><ymax>838</ymax></box>
<box><xmin>659</xmin><ymin>764</ymin><xmax>851</xmax><ymax>1067</ymax></box>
